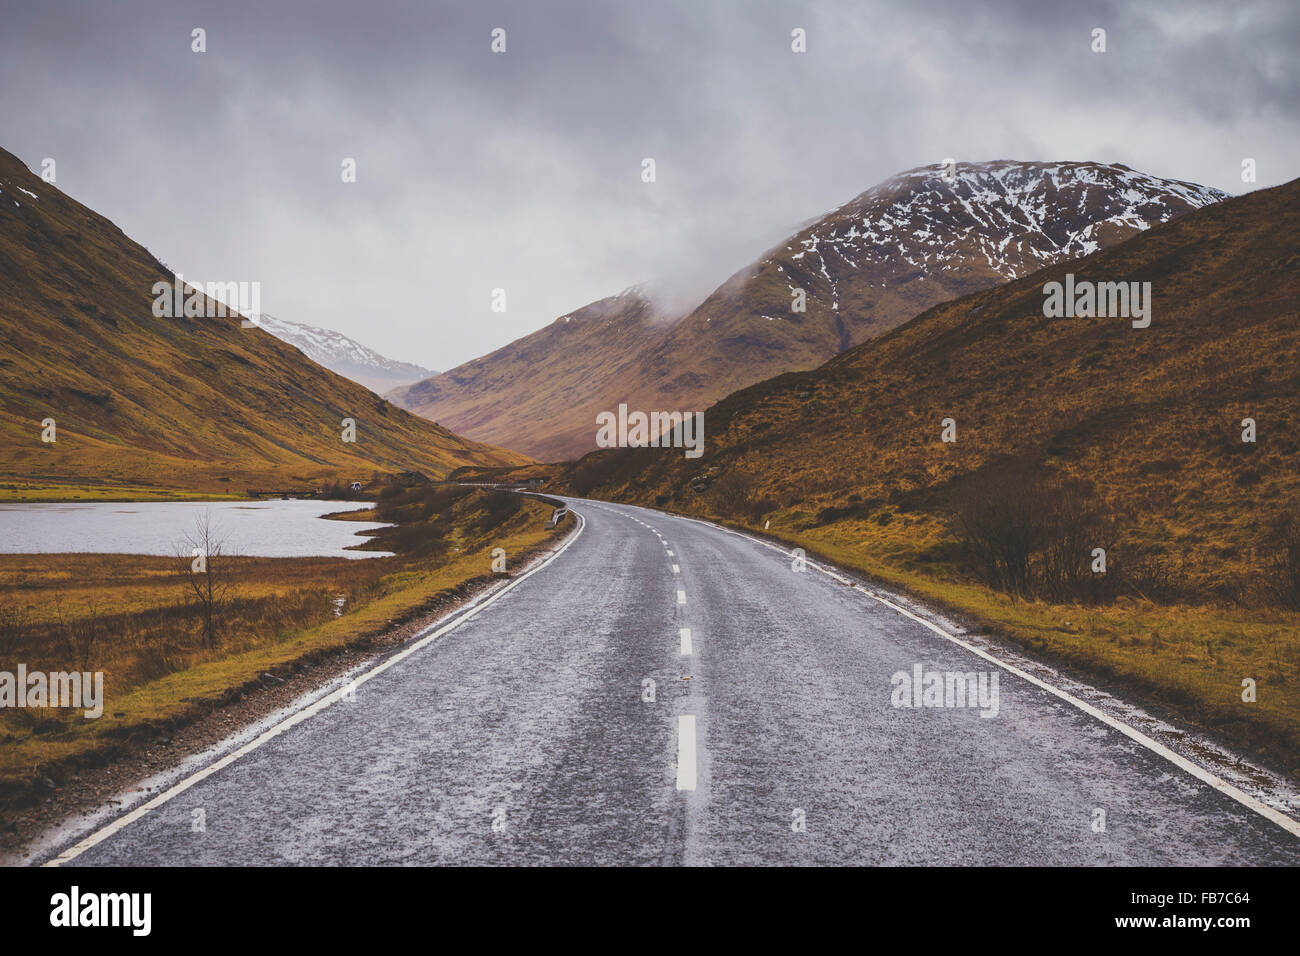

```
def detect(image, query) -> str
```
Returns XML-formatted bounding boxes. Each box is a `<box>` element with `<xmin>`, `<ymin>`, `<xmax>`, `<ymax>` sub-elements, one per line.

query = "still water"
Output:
<box><xmin>0</xmin><ymin>500</ymin><xmax>392</xmax><ymax>558</ymax></box>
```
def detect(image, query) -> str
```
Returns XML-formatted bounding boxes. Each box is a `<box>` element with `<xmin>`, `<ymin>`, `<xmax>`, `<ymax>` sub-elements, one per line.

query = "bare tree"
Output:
<box><xmin>0</xmin><ymin>602</ymin><xmax>30</xmax><ymax>665</ymax></box>
<box><xmin>49</xmin><ymin>594</ymin><xmax>100</xmax><ymax>672</ymax></box>
<box><xmin>68</xmin><ymin>599</ymin><xmax>102</xmax><ymax>672</ymax></box>
<box><xmin>710</xmin><ymin>468</ymin><xmax>773</xmax><ymax>523</ymax></box>
<box><xmin>178</xmin><ymin>510</ymin><xmax>232</xmax><ymax>649</ymax></box>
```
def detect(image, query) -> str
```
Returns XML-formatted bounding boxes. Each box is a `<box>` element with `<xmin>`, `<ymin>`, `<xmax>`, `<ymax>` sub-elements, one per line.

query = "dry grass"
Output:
<box><xmin>0</xmin><ymin>488</ymin><xmax>565</xmax><ymax>791</ymax></box>
<box><xmin>779</xmin><ymin>517</ymin><xmax>1300</xmax><ymax>773</ymax></box>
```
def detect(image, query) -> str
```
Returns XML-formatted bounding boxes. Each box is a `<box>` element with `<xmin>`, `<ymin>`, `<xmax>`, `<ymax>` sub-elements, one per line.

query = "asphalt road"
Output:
<box><xmin>46</xmin><ymin>498</ymin><xmax>1300</xmax><ymax>865</ymax></box>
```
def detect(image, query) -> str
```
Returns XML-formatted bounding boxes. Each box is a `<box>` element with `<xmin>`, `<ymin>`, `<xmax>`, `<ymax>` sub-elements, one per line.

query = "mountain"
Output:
<box><xmin>0</xmin><ymin>146</ymin><xmax>528</xmax><ymax>497</ymax></box>
<box><xmin>390</xmin><ymin>286</ymin><xmax>674</xmax><ymax>457</ymax></box>
<box><xmin>559</xmin><ymin>177</ymin><xmax>1300</xmax><ymax>606</ymax></box>
<box><xmin>392</xmin><ymin>161</ymin><xmax>1227</xmax><ymax>461</ymax></box>
<box><xmin>251</xmin><ymin>314</ymin><xmax>435</xmax><ymax>395</ymax></box>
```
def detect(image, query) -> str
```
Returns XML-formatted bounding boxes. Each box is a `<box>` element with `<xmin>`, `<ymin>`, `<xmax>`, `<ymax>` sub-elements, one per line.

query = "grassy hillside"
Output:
<box><xmin>555</xmin><ymin>178</ymin><xmax>1300</xmax><ymax>771</ymax></box>
<box><xmin>0</xmin><ymin>146</ymin><xmax>527</xmax><ymax>498</ymax></box>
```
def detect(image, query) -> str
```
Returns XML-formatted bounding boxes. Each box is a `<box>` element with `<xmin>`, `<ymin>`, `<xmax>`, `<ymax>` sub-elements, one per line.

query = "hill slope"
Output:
<box><xmin>253</xmin><ymin>314</ymin><xmax>434</xmax><ymax>395</ymax></box>
<box><xmin>391</xmin><ymin>287</ymin><xmax>672</xmax><ymax>457</ymax></box>
<box><xmin>0</xmin><ymin>147</ymin><xmax>527</xmax><ymax>497</ymax></box>
<box><xmin>562</xmin><ymin>177</ymin><xmax>1300</xmax><ymax>601</ymax></box>
<box><xmin>396</xmin><ymin>161</ymin><xmax>1226</xmax><ymax>460</ymax></box>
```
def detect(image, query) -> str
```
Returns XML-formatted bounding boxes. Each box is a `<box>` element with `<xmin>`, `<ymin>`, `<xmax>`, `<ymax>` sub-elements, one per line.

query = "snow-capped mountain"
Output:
<box><xmin>250</xmin><ymin>314</ymin><xmax>436</xmax><ymax>395</ymax></box>
<box><xmin>780</xmin><ymin>160</ymin><xmax>1228</xmax><ymax>298</ymax></box>
<box><xmin>631</xmin><ymin>160</ymin><xmax>1228</xmax><ymax>415</ymax></box>
<box><xmin>395</xmin><ymin>161</ymin><xmax>1228</xmax><ymax>460</ymax></box>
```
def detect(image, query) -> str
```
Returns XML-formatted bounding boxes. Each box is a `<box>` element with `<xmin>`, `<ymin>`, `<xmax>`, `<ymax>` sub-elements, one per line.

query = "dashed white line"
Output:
<box><xmin>672</xmin><ymin>564</ymin><xmax>680</xmax><ymax>574</ymax></box>
<box><xmin>676</xmin><ymin>715</ymin><xmax>697</xmax><ymax>791</ymax></box>
<box><xmin>676</xmin><ymin>589</ymin><xmax>686</xmax><ymax>605</ymax></box>
<box><xmin>680</xmin><ymin>627</ymin><xmax>693</xmax><ymax>655</ymax></box>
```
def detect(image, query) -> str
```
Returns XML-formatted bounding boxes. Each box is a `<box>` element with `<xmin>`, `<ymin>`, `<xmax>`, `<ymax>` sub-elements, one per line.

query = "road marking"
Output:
<box><xmin>672</xmin><ymin>564</ymin><xmax>680</xmax><ymax>574</ymax></box>
<box><xmin>680</xmin><ymin>627</ymin><xmax>693</xmax><ymax>655</ymax></box>
<box><xmin>676</xmin><ymin>715</ymin><xmax>697</xmax><ymax>791</ymax></box>
<box><xmin>43</xmin><ymin>508</ymin><xmax>590</xmax><ymax>866</ymax></box>
<box><xmin>667</xmin><ymin>549</ymin><xmax>674</xmax><ymax>556</ymax></box>
<box><xmin>587</xmin><ymin>498</ymin><xmax>1300</xmax><ymax>841</ymax></box>
<box><xmin>676</xmin><ymin>589</ymin><xmax>686</xmax><ymax>605</ymax></box>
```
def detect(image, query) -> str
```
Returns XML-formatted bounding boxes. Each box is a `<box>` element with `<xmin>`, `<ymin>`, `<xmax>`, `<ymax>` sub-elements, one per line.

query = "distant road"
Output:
<box><xmin>45</xmin><ymin>498</ymin><xmax>1300</xmax><ymax>865</ymax></box>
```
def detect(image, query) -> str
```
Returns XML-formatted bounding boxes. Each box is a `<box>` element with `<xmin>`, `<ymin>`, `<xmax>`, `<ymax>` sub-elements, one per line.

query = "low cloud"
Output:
<box><xmin>1</xmin><ymin>0</ymin><xmax>1295</xmax><ymax>369</ymax></box>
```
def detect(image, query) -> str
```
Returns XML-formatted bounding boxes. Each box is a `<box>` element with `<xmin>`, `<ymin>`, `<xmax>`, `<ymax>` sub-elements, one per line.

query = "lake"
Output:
<box><xmin>0</xmin><ymin>500</ymin><xmax>393</xmax><ymax>558</ymax></box>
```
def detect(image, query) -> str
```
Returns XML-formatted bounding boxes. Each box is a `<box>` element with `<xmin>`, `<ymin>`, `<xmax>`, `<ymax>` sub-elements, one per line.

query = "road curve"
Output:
<box><xmin>44</xmin><ymin>498</ymin><xmax>1300</xmax><ymax>865</ymax></box>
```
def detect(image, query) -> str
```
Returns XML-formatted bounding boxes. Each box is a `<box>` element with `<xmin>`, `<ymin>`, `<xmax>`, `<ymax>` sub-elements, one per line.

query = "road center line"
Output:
<box><xmin>676</xmin><ymin>589</ymin><xmax>686</xmax><ymax>605</ymax></box>
<box><xmin>680</xmin><ymin>627</ymin><xmax>693</xmax><ymax>655</ymax></box>
<box><xmin>676</xmin><ymin>715</ymin><xmax>697</xmax><ymax>791</ymax></box>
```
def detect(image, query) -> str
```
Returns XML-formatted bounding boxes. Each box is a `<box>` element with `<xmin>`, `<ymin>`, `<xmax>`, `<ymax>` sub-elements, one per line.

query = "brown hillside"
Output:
<box><xmin>0</xmin><ymin>147</ymin><xmax>527</xmax><ymax>497</ymax></box>
<box><xmin>391</xmin><ymin>287</ymin><xmax>668</xmax><ymax>461</ymax></box>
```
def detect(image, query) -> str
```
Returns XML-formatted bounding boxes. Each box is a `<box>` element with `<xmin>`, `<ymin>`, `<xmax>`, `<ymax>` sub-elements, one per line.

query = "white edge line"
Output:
<box><xmin>590</xmin><ymin>499</ymin><xmax>1300</xmax><ymax>840</ymax></box>
<box><xmin>43</xmin><ymin>508</ymin><xmax>588</xmax><ymax>866</ymax></box>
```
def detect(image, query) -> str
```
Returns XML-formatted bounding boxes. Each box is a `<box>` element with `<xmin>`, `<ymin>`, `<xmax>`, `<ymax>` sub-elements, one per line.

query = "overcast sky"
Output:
<box><xmin>2</xmin><ymin>0</ymin><xmax>1296</xmax><ymax>370</ymax></box>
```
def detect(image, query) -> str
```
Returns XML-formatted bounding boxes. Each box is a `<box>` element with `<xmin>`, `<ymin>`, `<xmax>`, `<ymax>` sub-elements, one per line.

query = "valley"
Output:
<box><xmin>391</xmin><ymin>161</ymin><xmax>1227</xmax><ymax>460</ymax></box>
<box><xmin>4</xmin><ymin>141</ymin><xmax>1294</xmax><ymax>851</ymax></box>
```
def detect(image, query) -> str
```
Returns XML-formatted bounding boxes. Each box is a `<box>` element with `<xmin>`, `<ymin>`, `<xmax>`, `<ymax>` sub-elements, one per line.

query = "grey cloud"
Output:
<box><xmin>1</xmin><ymin>0</ymin><xmax>1295</xmax><ymax>369</ymax></box>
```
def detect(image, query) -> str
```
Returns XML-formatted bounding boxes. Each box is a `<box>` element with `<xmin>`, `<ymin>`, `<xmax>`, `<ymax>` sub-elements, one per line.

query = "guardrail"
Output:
<box><xmin>446</xmin><ymin>482</ymin><xmax>570</xmax><ymax>526</ymax></box>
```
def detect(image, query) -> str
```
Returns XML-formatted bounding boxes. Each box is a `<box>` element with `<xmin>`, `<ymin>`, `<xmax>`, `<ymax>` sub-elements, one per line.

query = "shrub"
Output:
<box><xmin>1263</xmin><ymin>517</ymin><xmax>1300</xmax><ymax>611</ymax></box>
<box><xmin>0</xmin><ymin>603</ymin><xmax>30</xmax><ymax>665</ymax></box>
<box><xmin>710</xmin><ymin>468</ymin><xmax>775</xmax><ymax>523</ymax></box>
<box><xmin>947</xmin><ymin>458</ymin><xmax>1117</xmax><ymax>603</ymax></box>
